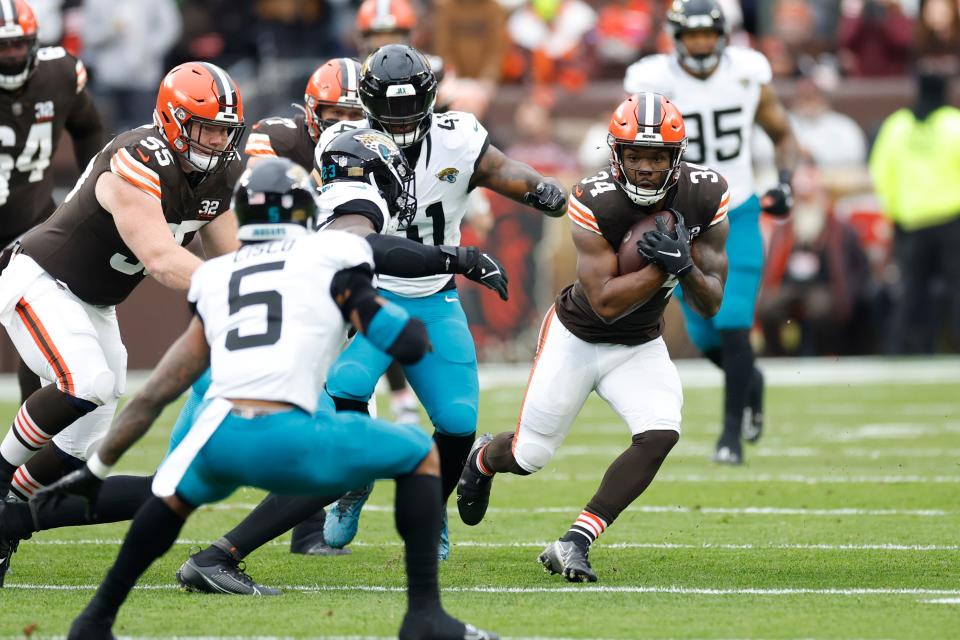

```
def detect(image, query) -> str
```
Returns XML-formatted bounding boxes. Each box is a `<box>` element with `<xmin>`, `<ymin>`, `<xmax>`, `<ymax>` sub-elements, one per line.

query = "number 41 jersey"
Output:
<box><xmin>557</xmin><ymin>162</ymin><xmax>729</xmax><ymax>346</ymax></box>
<box><xmin>317</xmin><ymin>111</ymin><xmax>489</xmax><ymax>297</ymax></box>
<box><xmin>624</xmin><ymin>47</ymin><xmax>771</xmax><ymax>210</ymax></box>
<box><xmin>19</xmin><ymin>125</ymin><xmax>240</xmax><ymax>306</ymax></box>
<box><xmin>190</xmin><ymin>231</ymin><xmax>374</xmax><ymax>414</ymax></box>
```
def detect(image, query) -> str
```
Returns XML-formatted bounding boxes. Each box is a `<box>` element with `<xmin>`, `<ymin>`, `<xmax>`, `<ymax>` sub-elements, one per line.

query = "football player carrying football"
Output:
<box><xmin>456</xmin><ymin>93</ymin><xmax>729</xmax><ymax>583</ymax></box>
<box><xmin>624</xmin><ymin>0</ymin><xmax>800</xmax><ymax>463</ymax></box>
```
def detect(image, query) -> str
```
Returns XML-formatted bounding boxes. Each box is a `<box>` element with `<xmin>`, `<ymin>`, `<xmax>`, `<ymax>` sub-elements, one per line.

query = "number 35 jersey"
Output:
<box><xmin>190</xmin><ymin>231</ymin><xmax>374</xmax><ymax>414</ymax></box>
<box><xmin>19</xmin><ymin>126</ymin><xmax>241</xmax><ymax>306</ymax></box>
<box><xmin>624</xmin><ymin>47</ymin><xmax>771</xmax><ymax>210</ymax></box>
<box><xmin>557</xmin><ymin>162</ymin><xmax>729</xmax><ymax>346</ymax></box>
<box><xmin>317</xmin><ymin>111</ymin><xmax>490</xmax><ymax>297</ymax></box>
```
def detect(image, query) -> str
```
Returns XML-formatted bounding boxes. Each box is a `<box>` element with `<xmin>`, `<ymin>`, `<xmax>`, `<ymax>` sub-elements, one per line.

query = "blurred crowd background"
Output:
<box><xmin>30</xmin><ymin>0</ymin><xmax>960</xmax><ymax>364</ymax></box>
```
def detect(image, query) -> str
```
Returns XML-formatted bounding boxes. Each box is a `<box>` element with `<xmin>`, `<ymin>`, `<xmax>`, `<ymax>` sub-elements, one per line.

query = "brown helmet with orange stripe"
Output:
<box><xmin>303</xmin><ymin>58</ymin><xmax>363</xmax><ymax>142</ymax></box>
<box><xmin>607</xmin><ymin>92</ymin><xmax>687</xmax><ymax>206</ymax></box>
<box><xmin>0</xmin><ymin>0</ymin><xmax>39</xmax><ymax>91</ymax></box>
<box><xmin>153</xmin><ymin>61</ymin><xmax>246</xmax><ymax>174</ymax></box>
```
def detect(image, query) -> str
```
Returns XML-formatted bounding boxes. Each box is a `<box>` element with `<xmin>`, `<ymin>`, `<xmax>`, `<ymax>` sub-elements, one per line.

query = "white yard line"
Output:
<box><xmin>6</xmin><ymin>584</ymin><xmax>960</xmax><ymax>597</ymax></box>
<box><xmin>25</xmin><ymin>539</ymin><xmax>960</xmax><ymax>552</ymax></box>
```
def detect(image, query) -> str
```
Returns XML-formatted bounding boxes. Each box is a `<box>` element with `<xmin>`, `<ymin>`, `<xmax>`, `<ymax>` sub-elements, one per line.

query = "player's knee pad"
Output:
<box><xmin>72</xmin><ymin>369</ymin><xmax>118</xmax><ymax>406</ymax></box>
<box><xmin>429</xmin><ymin>399</ymin><xmax>476</xmax><ymax>437</ymax></box>
<box><xmin>513</xmin><ymin>417</ymin><xmax>563</xmax><ymax>473</ymax></box>
<box><xmin>326</xmin><ymin>361</ymin><xmax>377</xmax><ymax>401</ymax></box>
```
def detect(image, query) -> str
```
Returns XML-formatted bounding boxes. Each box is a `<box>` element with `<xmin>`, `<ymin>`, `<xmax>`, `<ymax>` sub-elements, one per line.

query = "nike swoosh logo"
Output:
<box><xmin>658</xmin><ymin>250</ymin><xmax>681</xmax><ymax>257</ymax></box>
<box><xmin>444</xmin><ymin>295</ymin><xmax>457</xmax><ymax>302</ymax></box>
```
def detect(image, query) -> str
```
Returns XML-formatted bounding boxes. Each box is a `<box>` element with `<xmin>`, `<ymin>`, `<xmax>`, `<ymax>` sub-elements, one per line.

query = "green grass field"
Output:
<box><xmin>3</xmin><ymin>378</ymin><xmax>959</xmax><ymax>639</ymax></box>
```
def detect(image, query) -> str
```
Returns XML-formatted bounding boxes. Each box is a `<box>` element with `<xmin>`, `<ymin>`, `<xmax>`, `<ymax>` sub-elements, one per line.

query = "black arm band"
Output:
<box><xmin>366</xmin><ymin>234</ymin><xmax>471</xmax><ymax>277</ymax></box>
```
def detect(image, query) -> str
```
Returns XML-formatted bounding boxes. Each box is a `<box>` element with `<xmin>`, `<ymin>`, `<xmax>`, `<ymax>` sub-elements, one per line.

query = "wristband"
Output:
<box><xmin>87</xmin><ymin>452</ymin><xmax>112</xmax><ymax>480</ymax></box>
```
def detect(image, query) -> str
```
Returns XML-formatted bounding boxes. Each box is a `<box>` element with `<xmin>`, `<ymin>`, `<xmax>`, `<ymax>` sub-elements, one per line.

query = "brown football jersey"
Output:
<box><xmin>556</xmin><ymin>162</ymin><xmax>730</xmax><ymax>345</ymax></box>
<box><xmin>0</xmin><ymin>47</ymin><xmax>101</xmax><ymax>245</ymax></box>
<box><xmin>19</xmin><ymin>126</ymin><xmax>241</xmax><ymax>306</ymax></box>
<box><xmin>243</xmin><ymin>114</ymin><xmax>315</xmax><ymax>170</ymax></box>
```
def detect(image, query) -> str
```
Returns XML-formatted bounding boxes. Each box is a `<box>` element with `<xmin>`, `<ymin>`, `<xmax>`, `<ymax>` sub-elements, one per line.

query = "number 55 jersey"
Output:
<box><xmin>624</xmin><ymin>47</ymin><xmax>771</xmax><ymax>211</ymax></box>
<box><xmin>19</xmin><ymin>126</ymin><xmax>240</xmax><ymax>306</ymax></box>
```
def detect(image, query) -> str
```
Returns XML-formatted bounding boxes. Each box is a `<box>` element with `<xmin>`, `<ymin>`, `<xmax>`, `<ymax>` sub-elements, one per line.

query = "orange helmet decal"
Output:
<box><xmin>356</xmin><ymin>0</ymin><xmax>416</xmax><ymax>33</ymax></box>
<box><xmin>154</xmin><ymin>62</ymin><xmax>245</xmax><ymax>172</ymax></box>
<box><xmin>0</xmin><ymin>0</ymin><xmax>38</xmax><ymax>38</ymax></box>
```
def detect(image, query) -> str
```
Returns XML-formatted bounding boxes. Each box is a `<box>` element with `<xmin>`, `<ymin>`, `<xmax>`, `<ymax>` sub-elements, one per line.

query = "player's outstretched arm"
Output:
<box><xmin>97</xmin><ymin>172</ymin><xmax>204</xmax><ymax>290</ymax></box>
<box><xmin>199</xmin><ymin>209</ymin><xmax>241</xmax><ymax>258</ymax></box>
<box><xmin>573</xmin><ymin>224</ymin><xmax>669</xmax><ymax>323</ymax></box>
<box><xmin>676</xmin><ymin>218</ymin><xmax>728</xmax><ymax>318</ymax></box>
<box><xmin>469</xmin><ymin>144</ymin><xmax>567</xmax><ymax>217</ymax></box>
<box><xmin>65</xmin><ymin>88</ymin><xmax>105</xmax><ymax>169</ymax></box>
<box><xmin>756</xmin><ymin>84</ymin><xmax>800</xmax><ymax>217</ymax></box>
<box><xmin>331</xmin><ymin>265</ymin><xmax>431</xmax><ymax>364</ymax></box>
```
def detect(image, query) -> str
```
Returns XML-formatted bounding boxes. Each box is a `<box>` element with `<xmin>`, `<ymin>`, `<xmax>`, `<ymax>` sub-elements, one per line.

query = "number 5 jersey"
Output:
<box><xmin>19</xmin><ymin>126</ymin><xmax>241</xmax><ymax>306</ymax></box>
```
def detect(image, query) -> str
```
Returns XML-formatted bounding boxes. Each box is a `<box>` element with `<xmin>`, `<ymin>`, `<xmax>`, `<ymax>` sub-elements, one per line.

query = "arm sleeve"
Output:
<box><xmin>330</xmin><ymin>198</ymin><xmax>386</xmax><ymax>232</ymax></box>
<box><xmin>66</xmin><ymin>88</ymin><xmax>105</xmax><ymax>169</ymax></box>
<box><xmin>366</xmin><ymin>234</ymin><xmax>459</xmax><ymax>277</ymax></box>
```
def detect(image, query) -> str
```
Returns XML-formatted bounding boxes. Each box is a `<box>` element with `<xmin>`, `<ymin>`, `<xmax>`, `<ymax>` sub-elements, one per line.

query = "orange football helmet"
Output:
<box><xmin>607</xmin><ymin>92</ymin><xmax>687</xmax><ymax>206</ymax></box>
<box><xmin>303</xmin><ymin>58</ymin><xmax>363</xmax><ymax>141</ymax></box>
<box><xmin>153</xmin><ymin>62</ymin><xmax>246</xmax><ymax>174</ymax></box>
<box><xmin>0</xmin><ymin>0</ymin><xmax>39</xmax><ymax>91</ymax></box>
<box><xmin>356</xmin><ymin>0</ymin><xmax>416</xmax><ymax>34</ymax></box>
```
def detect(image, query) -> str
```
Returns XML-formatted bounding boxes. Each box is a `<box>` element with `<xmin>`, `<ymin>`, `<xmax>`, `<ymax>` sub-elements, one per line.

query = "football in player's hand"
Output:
<box><xmin>617</xmin><ymin>212</ymin><xmax>677</xmax><ymax>274</ymax></box>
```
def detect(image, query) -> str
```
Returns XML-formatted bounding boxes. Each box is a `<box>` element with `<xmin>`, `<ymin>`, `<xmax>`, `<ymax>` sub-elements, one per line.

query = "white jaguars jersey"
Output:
<box><xmin>624</xmin><ymin>47</ymin><xmax>772</xmax><ymax>209</ymax></box>
<box><xmin>317</xmin><ymin>111</ymin><xmax>489</xmax><ymax>297</ymax></box>
<box><xmin>188</xmin><ymin>231</ymin><xmax>374</xmax><ymax>414</ymax></box>
<box><xmin>314</xmin><ymin>181</ymin><xmax>397</xmax><ymax>236</ymax></box>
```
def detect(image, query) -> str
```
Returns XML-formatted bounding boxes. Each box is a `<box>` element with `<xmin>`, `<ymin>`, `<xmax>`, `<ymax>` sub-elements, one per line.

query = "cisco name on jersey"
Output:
<box><xmin>623</xmin><ymin>47</ymin><xmax>771</xmax><ymax>209</ymax></box>
<box><xmin>556</xmin><ymin>162</ymin><xmax>729</xmax><ymax>346</ymax></box>
<box><xmin>190</xmin><ymin>230</ymin><xmax>374</xmax><ymax>414</ymax></box>
<box><xmin>316</xmin><ymin>111</ymin><xmax>489</xmax><ymax>297</ymax></box>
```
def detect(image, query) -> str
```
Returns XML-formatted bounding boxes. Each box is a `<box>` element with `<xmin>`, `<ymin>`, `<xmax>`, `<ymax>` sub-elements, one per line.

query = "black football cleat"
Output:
<box><xmin>289</xmin><ymin>508</ymin><xmax>350</xmax><ymax>556</ymax></box>
<box><xmin>539</xmin><ymin>540</ymin><xmax>598</xmax><ymax>583</ymax></box>
<box><xmin>0</xmin><ymin>498</ymin><xmax>21</xmax><ymax>588</ymax></box>
<box><xmin>67</xmin><ymin>613</ymin><xmax>116</xmax><ymax>640</ymax></box>
<box><xmin>176</xmin><ymin>554</ymin><xmax>281</xmax><ymax>596</ymax></box>
<box><xmin>456</xmin><ymin>433</ymin><xmax>495</xmax><ymax>526</ymax></box>
<box><xmin>399</xmin><ymin>607</ymin><xmax>499</xmax><ymax>640</ymax></box>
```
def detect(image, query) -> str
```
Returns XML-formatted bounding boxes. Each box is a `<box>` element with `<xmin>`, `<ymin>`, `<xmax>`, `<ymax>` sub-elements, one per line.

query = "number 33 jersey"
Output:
<box><xmin>19</xmin><ymin>126</ymin><xmax>241</xmax><ymax>306</ymax></box>
<box><xmin>624</xmin><ymin>47</ymin><xmax>771</xmax><ymax>209</ymax></box>
<box><xmin>317</xmin><ymin>111</ymin><xmax>490</xmax><ymax>297</ymax></box>
<box><xmin>557</xmin><ymin>162</ymin><xmax>729</xmax><ymax>346</ymax></box>
<box><xmin>190</xmin><ymin>231</ymin><xmax>374</xmax><ymax>414</ymax></box>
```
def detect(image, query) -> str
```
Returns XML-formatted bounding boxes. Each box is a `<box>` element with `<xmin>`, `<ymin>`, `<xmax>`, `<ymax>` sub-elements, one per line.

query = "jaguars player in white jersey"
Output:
<box><xmin>624</xmin><ymin>0</ymin><xmax>799</xmax><ymax>464</ymax></box>
<box><xmin>315</xmin><ymin>44</ymin><xmax>567</xmax><ymax>558</ymax></box>
<box><xmin>41</xmin><ymin>157</ymin><xmax>499</xmax><ymax>640</ymax></box>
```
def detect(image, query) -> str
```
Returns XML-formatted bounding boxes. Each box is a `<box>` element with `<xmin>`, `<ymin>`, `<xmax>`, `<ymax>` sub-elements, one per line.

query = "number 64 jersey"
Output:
<box><xmin>317</xmin><ymin>111</ymin><xmax>489</xmax><ymax>297</ymax></box>
<box><xmin>190</xmin><ymin>231</ymin><xmax>374</xmax><ymax>414</ymax></box>
<box><xmin>624</xmin><ymin>47</ymin><xmax>771</xmax><ymax>210</ymax></box>
<box><xmin>557</xmin><ymin>162</ymin><xmax>729</xmax><ymax>346</ymax></box>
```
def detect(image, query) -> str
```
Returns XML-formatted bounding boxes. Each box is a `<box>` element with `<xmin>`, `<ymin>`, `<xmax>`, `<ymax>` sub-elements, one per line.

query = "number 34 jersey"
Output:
<box><xmin>317</xmin><ymin>111</ymin><xmax>490</xmax><ymax>297</ymax></box>
<box><xmin>557</xmin><ymin>162</ymin><xmax>729</xmax><ymax>346</ymax></box>
<box><xmin>19</xmin><ymin>126</ymin><xmax>241</xmax><ymax>307</ymax></box>
<box><xmin>624</xmin><ymin>47</ymin><xmax>771</xmax><ymax>210</ymax></box>
<box><xmin>190</xmin><ymin>231</ymin><xmax>374</xmax><ymax>414</ymax></box>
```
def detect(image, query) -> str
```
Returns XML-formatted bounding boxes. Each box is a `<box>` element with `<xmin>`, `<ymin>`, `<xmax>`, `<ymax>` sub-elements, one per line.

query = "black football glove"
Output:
<box><xmin>761</xmin><ymin>171</ymin><xmax>794</xmax><ymax>217</ymax></box>
<box><xmin>457</xmin><ymin>246</ymin><xmax>509</xmax><ymax>301</ymax></box>
<box><xmin>636</xmin><ymin>211</ymin><xmax>693</xmax><ymax>277</ymax></box>
<box><xmin>31</xmin><ymin>466</ymin><xmax>104</xmax><ymax>521</ymax></box>
<box><xmin>522</xmin><ymin>181</ymin><xmax>566</xmax><ymax>217</ymax></box>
